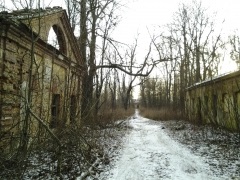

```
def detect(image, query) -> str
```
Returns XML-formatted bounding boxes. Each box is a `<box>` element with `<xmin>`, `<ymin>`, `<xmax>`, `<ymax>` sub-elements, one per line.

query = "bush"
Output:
<box><xmin>139</xmin><ymin>107</ymin><xmax>183</xmax><ymax>121</ymax></box>
<box><xmin>96</xmin><ymin>107</ymin><xmax>135</xmax><ymax>127</ymax></box>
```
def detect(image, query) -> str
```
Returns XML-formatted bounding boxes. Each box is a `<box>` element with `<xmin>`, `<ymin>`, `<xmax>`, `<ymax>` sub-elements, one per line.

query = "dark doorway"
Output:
<box><xmin>70</xmin><ymin>95</ymin><xmax>76</xmax><ymax>123</ymax></box>
<box><xmin>50</xmin><ymin>94</ymin><xmax>60</xmax><ymax>128</ymax></box>
<box><xmin>197</xmin><ymin>97</ymin><xmax>202</xmax><ymax>124</ymax></box>
<box><xmin>213</xmin><ymin>95</ymin><xmax>217</xmax><ymax>118</ymax></box>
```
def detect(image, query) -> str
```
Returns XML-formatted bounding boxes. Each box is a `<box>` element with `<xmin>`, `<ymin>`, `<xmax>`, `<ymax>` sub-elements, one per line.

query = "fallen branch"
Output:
<box><xmin>78</xmin><ymin>157</ymin><xmax>101</xmax><ymax>180</ymax></box>
<box><xmin>28</xmin><ymin>106</ymin><xmax>62</xmax><ymax>175</ymax></box>
<box><xmin>28</xmin><ymin>107</ymin><xmax>61</xmax><ymax>147</ymax></box>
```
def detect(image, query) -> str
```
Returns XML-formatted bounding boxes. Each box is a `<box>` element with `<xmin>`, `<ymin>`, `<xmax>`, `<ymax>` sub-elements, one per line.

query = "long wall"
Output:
<box><xmin>186</xmin><ymin>71</ymin><xmax>240</xmax><ymax>131</ymax></box>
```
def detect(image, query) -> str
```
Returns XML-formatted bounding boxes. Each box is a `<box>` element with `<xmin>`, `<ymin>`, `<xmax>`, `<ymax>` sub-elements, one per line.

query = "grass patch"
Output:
<box><xmin>139</xmin><ymin>107</ymin><xmax>183</xmax><ymax>121</ymax></box>
<box><xmin>96</xmin><ymin>107</ymin><xmax>135</xmax><ymax>127</ymax></box>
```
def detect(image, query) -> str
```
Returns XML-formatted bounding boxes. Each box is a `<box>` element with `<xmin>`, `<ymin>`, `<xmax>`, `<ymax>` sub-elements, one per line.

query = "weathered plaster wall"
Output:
<box><xmin>0</xmin><ymin>8</ymin><xmax>82</xmax><ymax>152</ymax></box>
<box><xmin>186</xmin><ymin>72</ymin><xmax>240</xmax><ymax>131</ymax></box>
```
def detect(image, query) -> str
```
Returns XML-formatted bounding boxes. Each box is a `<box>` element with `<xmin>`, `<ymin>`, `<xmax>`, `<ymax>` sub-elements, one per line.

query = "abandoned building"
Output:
<box><xmin>0</xmin><ymin>7</ymin><xmax>82</xmax><ymax>149</ymax></box>
<box><xmin>186</xmin><ymin>71</ymin><xmax>240</xmax><ymax>131</ymax></box>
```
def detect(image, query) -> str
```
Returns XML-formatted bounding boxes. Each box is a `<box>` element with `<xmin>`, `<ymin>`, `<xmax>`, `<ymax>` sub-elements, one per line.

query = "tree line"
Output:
<box><xmin>139</xmin><ymin>0</ymin><xmax>240</xmax><ymax>112</ymax></box>
<box><xmin>4</xmin><ymin>0</ymin><xmax>239</xmax><ymax>119</ymax></box>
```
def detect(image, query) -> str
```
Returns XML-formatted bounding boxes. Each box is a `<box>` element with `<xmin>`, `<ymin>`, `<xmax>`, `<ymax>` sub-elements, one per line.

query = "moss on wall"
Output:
<box><xmin>186</xmin><ymin>72</ymin><xmax>240</xmax><ymax>131</ymax></box>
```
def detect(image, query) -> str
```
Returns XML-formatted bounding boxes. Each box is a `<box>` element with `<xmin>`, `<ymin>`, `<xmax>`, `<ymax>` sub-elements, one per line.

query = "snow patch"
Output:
<box><xmin>100</xmin><ymin>111</ymin><xmax>218</xmax><ymax>180</ymax></box>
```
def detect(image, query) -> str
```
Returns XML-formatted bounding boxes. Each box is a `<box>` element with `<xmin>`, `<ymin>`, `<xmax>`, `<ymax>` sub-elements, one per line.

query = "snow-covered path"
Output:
<box><xmin>102</xmin><ymin>111</ymin><xmax>217</xmax><ymax>180</ymax></box>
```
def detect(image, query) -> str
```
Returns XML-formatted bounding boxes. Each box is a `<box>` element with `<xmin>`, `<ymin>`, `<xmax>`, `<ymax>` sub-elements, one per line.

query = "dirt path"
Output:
<box><xmin>100</xmin><ymin>111</ymin><xmax>219</xmax><ymax>180</ymax></box>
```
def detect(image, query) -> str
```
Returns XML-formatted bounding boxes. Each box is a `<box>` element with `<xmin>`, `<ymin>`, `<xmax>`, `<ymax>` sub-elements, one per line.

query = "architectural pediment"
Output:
<box><xmin>7</xmin><ymin>7</ymin><xmax>81</xmax><ymax>65</ymax></box>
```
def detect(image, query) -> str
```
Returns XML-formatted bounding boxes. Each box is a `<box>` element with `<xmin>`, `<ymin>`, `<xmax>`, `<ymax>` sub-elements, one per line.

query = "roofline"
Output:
<box><xmin>1</xmin><ymin>7</ymin><xmax>83</xmax><ymax>67</ymax></box>
<box><xmin>0</xmin><ymin>12</ymin><xmax>84</xmax><ymax>72</ymax></box>
<box><xmin>7</xmin><ymin>6</ymin><xmax>64</xmax><ymax>20</ymax></box>
<box><xmin>186</xmin><ymin>70</ymin><xmax>240</xmax><ymax>91</ymax></box>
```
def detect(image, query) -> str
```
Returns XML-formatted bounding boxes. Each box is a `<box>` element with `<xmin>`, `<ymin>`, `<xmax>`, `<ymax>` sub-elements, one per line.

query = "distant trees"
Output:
<box><xmin>140</xmin><ymin>0</ymin><xmax>225</xmax><ymax>111</ymax></box>
<box><xmin>71</xmin><ymin>0</ymin><xmax>156</xmax><ymax>123</ymax></box>
<box><xmin>229</xmin><ymin>31</ymin><xmax>240</xmax><ymax>69</ymax></box>
<box><xmin>1</xmin><ymin>0</ymin><xmax>156</xmax><ymax>125</ymax></box>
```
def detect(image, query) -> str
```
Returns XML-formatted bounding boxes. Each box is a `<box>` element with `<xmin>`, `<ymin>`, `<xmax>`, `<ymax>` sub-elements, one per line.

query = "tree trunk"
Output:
<box><xmin>80</xmin><ymin>0</ymin><xmax>89</xmax><ymax>120</ymax></box>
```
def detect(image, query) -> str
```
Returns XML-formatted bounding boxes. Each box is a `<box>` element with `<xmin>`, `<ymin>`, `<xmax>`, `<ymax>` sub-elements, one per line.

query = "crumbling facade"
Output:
<box><xmin>186</xmin><ymin>71</ymin><xmax>240</xmax><ymax>131</ymax></box>
<box><xmin>0</xmin><ymin>7</ymin><xmax>82</xmax><ymax>150</ymax></box>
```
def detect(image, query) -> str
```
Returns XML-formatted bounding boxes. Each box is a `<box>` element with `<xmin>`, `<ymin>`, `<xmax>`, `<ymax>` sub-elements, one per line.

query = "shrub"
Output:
<box><xmin>140</xmin><ymin>107</ymin><xmax>183</xmax><ymax>121</ymax></box>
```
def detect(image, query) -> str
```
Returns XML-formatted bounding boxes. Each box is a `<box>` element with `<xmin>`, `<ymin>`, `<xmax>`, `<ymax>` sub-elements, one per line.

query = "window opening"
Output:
<box><xmin>204</xmin><ymin>96</ymin><xmax>208</xmax><ymax>113</ymax></box>
<box><xmin>197</xmin><ymin>97</ymin><xmax>202</xmax><ymax>123</ymax></box>
<box><xmin>48</xmin><ymin>27</ymin><xmax>59</xmax><ymax>50</ymax></box>
<box><xmin>47</xmin><ymin>25</ymin><xmax>66</xmax><ymax>54</ymax></box>
<box><xmin>51</xmin><ymin>94</ymin><xmax>60</xmax><ymax>128</ymax></box>
<box><xmin>213</xmin><ymin>95</ymin><xmax>217</xmax><ymax>118</ymax></box>
<box><xmin>70</xmin><ymin>95</ymin><xmax>76</xmax><ymax>122</ymax></box>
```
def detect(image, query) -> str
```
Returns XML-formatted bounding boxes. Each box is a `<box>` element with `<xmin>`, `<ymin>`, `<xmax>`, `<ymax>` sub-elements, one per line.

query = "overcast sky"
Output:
<box><xmin>111</xmin><ymin>0</ymin><xmax>240</xmax><ymax>73</ymax></box>
<box><xmin>109</xmin><ymin>0</ymin><xmax>240</xmax><ymax>42</ymax></box>
<box><xmin>47</xmin><ymin>0</ymin><xmax>240</xmax><ymax>42</ymax></box>
<box><xmin>5</xmin><ymin>0</ymin><xmax>240</xmax><ymax>42</ymax></box>
<box><xmin>48</xmin><ymin>0</ymin><xmax>240</xmax><ymax>75</ymax></box>
<box><xmin>14</xmin><ymin>0</ymin><xmax>239</xmax><ymax>47</ymax></box>
<box><xmin>5</xmin><ymin>0</ymin><xmax>240</xmax><ymax>72</ymax></box>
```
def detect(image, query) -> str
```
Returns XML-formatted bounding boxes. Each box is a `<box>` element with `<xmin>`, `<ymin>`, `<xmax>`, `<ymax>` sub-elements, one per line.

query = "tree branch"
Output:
<box><xmin>96</xmin><ymin>63</ymin><xmax>154</xmax><ymax>77</ymax></box>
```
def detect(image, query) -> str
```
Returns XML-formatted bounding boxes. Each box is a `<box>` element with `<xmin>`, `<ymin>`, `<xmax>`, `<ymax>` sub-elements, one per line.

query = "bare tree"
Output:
<box><xmin>229</xmin><ymin>31</ymin><xmax>240</xmax><ymax>69</ymax></box>
<box><xmin>65</xmin><ymin>0</ymin><xmax>80</xmax><ymax>32</ymax></box>
<box><xmin>77</xmin><ymin>0</ymin><xmax>156</xmax><ymax>123</ymax></box>
<box><xmin>141</xmin><ymin>0</ymin><xmax>225</xmax><ymax>114</ymax></box>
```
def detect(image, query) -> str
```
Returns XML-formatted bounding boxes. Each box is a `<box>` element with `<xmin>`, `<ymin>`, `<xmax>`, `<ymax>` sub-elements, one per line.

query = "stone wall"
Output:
<box><xmin>0</xmin><ymin>8</ymin><xmax>82</xmax><ymax>152</ymax></box>
<box><xmin>186</xmin><ymin>71</ymin><xmax>240</xmax><ymax>131</ymax></box>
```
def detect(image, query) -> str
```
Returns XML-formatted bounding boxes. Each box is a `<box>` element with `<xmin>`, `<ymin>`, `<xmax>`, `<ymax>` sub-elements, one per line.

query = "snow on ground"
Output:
<box><xmin>99</xmin><ymin>110</ymin><xmax>220</xmax><ymax>180</ymax></box>
<box><xmin>2</xmin><ymin>110</ymin><xmax>238</xmax><ymax>179</ymax></box>
<box><xmin>161</xmin><ymin>120</ymin><xmax>240</xmax><ymax>179</ymax></box>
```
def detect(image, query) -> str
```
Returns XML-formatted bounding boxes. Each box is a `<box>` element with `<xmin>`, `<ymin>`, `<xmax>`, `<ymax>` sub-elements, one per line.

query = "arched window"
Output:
<box><xmin>48</xmin><ymin>27</ymin><xmax>59</xmax><ymax>49</ymax></box>
<box><xmin>47</xmin><ymin>25</ymin><xmax>67</xmax><ymax>54</ymax></box>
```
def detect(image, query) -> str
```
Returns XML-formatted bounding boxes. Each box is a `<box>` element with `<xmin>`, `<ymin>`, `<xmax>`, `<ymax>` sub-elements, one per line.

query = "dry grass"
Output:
<box><xmin>139</xmin><ymin>107</ymin><xmax>183</xmax><ymax>121</ymax></box>
<box><xmin>96</xmin><ymin>107</ymin><xmax>135</xmax><ymax>126</ymax></box>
